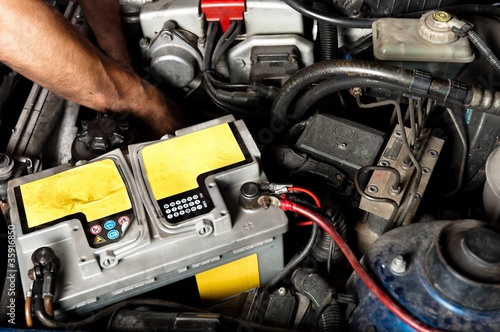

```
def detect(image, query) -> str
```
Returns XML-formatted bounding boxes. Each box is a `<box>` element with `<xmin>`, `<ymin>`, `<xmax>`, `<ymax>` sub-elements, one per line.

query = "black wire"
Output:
<box><xmin>205</xmin><ymin>70</ymin><xmax>251</xmax><ymax>90</ymax></box>
<box><xmin>283</xmin><ymin>0</ymin><xmax>375</xmax><ymax>28</ymax></box>
<box><xmin>201</xmin><ymin>22</ymin><xmax>252</xmax><ymax>115</ymax></box>
<box><xmin>262</xmin><ymin>223</ymin><xmax>319</xmax><ymax>292</ymax></box>
<box><xmin>211</xmin><ymin>21</ymin><xmax>237</xmax><ymax>70</ymax></box>
<box><xmin>202</xmin><ymin>22</ymin><xmax>218</xmax><ymax>71</ymax></box>
<box><xmin>211</xmin><ymin>21</ymin><xmax>243</xmax><ymax>71</ymax></box>
<box><xmin>467</xmin><ymin>29</ymin><xmax>500</xmax><ymax>76</ymax></box>
<box><xmin>203</xmin><ymin>72</ymin><xmax>255</xmax><ymax>116</ymax></box>
<box><xmin>441</xmin><ymin>107</ymin><xmax>468</xmax><ymax>197</ymax></box>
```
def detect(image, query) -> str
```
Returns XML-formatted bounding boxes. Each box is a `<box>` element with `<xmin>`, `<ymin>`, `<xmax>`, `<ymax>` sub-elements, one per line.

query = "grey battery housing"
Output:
<box><xmin>7</xmin><ymin>115</ymin><xmax>288</xmax><ymax>317</ymax></box>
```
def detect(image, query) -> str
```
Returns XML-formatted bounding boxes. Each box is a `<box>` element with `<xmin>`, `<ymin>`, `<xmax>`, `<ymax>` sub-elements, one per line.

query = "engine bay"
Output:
<box><xmin>1</xmin><ymin>0</ymin><xmax>500</xmax><ymax>331</ymax></box>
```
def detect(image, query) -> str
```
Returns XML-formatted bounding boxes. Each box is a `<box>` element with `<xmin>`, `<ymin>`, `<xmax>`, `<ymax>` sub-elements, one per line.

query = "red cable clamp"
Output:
<box><xmin>201</xmin><ymin>0</ymin><xmax>245</xmax><ymax>32</ymax></box>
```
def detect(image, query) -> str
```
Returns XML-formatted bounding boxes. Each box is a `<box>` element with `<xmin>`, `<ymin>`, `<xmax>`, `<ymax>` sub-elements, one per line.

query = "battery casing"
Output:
<box><xmin>7</xmin><ymin>115</ymin><xmax>288</xmax><ymax>317</ymax></box>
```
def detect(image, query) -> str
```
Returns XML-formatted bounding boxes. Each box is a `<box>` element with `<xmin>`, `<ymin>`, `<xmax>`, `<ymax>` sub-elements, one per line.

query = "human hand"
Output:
<box><xmin>127</xmin><ymin>79</ymin><xmax>188</xmax><ymax>140</ymax></box>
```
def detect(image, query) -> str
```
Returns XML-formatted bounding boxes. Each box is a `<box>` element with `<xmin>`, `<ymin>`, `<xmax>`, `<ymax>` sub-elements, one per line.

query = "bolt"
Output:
<box><xmin>367</xmin><ymin>185</ymin><xmax>379</xmax><ymax>194</ymax></box>
<box><xmin>427</xmin><ymin>149</ymin><xmax>439</xmax><ymax>158</ymax></box>
<box><xmin>379</xmin><ymin>160</ymin><xmax>390</xmax><ymax>167</ymax></box>
<box><xmin>278</xmin><ymin>287</ymin><xmax>287</xmax><ymax>296</ymax></box>
<box><xmin>102</xmin><ymin>258</ymin><xmax>115</xmax><ymax>267</ymax></box>
<box><xmin>162</xmin><ymin>31</ymin><xmax>173</xmax><ymax>42</ymax></box>
<box><xmin>351</xmin><ymin>87</ymin><xmax>363</xmax><ymax>97</ymax></box>
<box><xmin>234</xmin><ymin>58</ymin><xmax>246</xmax><ymax>68</ymax></box>
<box><xmin>401</xmin><ymin>157</ymin><xmax>412</xmax><ymax>169</ymax></box>
<box><xmin>338</xmin><ymin>143</ymin><xmax>348</xmax><ymax>150</ymax></box>
<box><xmin>389</xmin><ymin>186</ymin><xmax>401</xmax><ymax>196</ymax></box>
<box><xmin>390</xmin><ymin>255</ymin><xmax>407</xmax><ymax>274</ymax></box>
<box><xmin>139</xmin><ymin>38</ymin><xmax>149</xmax><ymax>48</ymax></box>
<box><xmin>288</xmin><ymin>54</ymin><xmax>298</xmax><ymax>64</ymax></box>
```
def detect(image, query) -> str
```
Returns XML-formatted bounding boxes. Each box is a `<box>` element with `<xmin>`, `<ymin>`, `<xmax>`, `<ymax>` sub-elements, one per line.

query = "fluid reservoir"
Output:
<box><xmin>483</xmin><ymin>146</ymin><xmax>500</xmax><ymax>227</ymax></box>
<box><xmin>372</xmin><ymin>10</ymin><xmax>475</xmax><ymax>79</ymax></box>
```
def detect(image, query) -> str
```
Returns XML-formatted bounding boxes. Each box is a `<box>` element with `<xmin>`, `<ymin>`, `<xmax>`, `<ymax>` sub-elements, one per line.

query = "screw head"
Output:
<box><xmin>234</xmin><ymin>59</ymin><xmax>246</xmax><ymax>68</ymax></box>
<box><xmin>390</xmin><ymin>255</ymin><xmax>407</xmax><ymax>274</ymax></box>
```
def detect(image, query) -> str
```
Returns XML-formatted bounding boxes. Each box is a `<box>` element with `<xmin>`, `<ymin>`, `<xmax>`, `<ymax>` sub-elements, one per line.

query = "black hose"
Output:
<box><xmin>270</xmin><ymin>60</ymin><xmax>469</xmax><ymax>126</ymax></box>
<box><xmin>312</xmin><ymin>2</ymin><xmax>339</xmax><ymax>60</ymax></box>
<box><xmin>283</xmin><ymin>0</ymin><xmax>375</xmax><ymax>28</ymax></box>
<box><xmin>467</xmin><ymin>30</ymin><xmax>500</xmax><ymax>76</ymax></box>
<box><xmin>108</xmin><ymin>309</ymin><xmax>296</xmax><ymax>332</ymax></box>
<box><xmin>318</xmin><ymin>304</ymin><xmax>346</xmax><ymax>332</ymax></box>
<box><xmin>290</xmin><ymin>77</ymin><xmax>404</xmax><ymax>121</ymax></box>
<box><xmin>312</xmin><ymin>208</ymin><xmax>346</xmax><ymax>265</ymax></box>
<box><xmin>33</xmin><ymin>295</ymin><xmax>295</xmax><ymax>331</ymax></box>
<box><xmin>291</xmin><ymin>268</ymin><xmax>346</xmax><ymax>332</ymax></box>
<box><xmin>33</xmin><ymin>296</ymin><xmax>205</xmax><ymax>329</ymax></box>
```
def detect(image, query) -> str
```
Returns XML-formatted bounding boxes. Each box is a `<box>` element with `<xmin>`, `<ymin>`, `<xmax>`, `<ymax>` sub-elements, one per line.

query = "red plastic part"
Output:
<box><xmin>201</xmin><ymin>0</ymin><xmax>245</xmax><ymax>32</ymax></box>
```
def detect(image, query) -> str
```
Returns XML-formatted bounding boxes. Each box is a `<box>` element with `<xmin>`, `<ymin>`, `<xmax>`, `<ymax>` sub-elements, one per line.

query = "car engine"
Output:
<box><xmin>1</xmin><ymin>0</ymin><xmax>500</xmax><ymax>331</ymax></box>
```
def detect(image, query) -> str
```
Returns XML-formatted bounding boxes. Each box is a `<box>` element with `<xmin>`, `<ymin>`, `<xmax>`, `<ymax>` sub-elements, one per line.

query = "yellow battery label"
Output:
<box><xmin>195</xmin><ymin>254</ymin><xmax>260</xmax><ymax>303</ymax></box>
<box><xmin>141</xmin><ymin>123</ymin><xmax>246</xmax><ymax>200</ymax></box>
<box><xmin>20</xmin><ymin>159</ymin><xmax>131</xmax><ymax>229</ymax></box>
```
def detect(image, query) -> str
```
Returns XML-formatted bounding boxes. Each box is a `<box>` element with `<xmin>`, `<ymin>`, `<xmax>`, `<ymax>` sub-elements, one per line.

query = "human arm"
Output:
<box><xmin>78</xmin><ymin>0</ymin><xmax>133</xmax><ymax>69</ymax></box>
<box><xmin>0</xmin><ymin>0</ymin><xmax>185</xmax><ymax>138</ymax></box>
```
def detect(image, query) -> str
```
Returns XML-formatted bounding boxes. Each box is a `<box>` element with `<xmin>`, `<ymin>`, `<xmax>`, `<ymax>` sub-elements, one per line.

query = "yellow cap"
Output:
<box><xmin>433</xmin><ymin>11</ymin><xmax>452</xmax><ymax>22</ymax></box>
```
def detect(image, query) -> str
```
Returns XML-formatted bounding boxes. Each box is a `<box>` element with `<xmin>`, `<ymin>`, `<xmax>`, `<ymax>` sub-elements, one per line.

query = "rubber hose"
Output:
<box><xmin>313</xmin><ymin>2</ymin><xmax>338</xmax><ymax>60</ymax></box>
<box><xmin>33</xmin><ymin>295</ymin><xmax>296</xmax><ymax>331</ymax></box>
<box><xmin>290</xmin><ymin>77</ymin><xmax>404</xmax><ymax>121</ymax></box>
<box><xmin>283</xmin><ymin>0</ymin><xmax>375</xmax><ymax>28</ymax></box>
<box><xmin>468</xmin><ymin>30</ymin><xmax>500</xmax><ymax>76</ymax></box>
<box><xmin>312</xmin><ymin>209</ymin><xmax>347</xmax><ymax>264</ymax></box>
<box><xmin>292</xmin><ymin>268</ymin><xmax>345</xmax><ymax>331</ymax></box>
<box><xmin>318</xmin><ymin>304</ymin><xmax>345</xmax><ymax>332</ymax></box>
<box><xmin>270</xmin><ymin>60</ymin><xmax>468</xmax><ymax>125</ymax></box>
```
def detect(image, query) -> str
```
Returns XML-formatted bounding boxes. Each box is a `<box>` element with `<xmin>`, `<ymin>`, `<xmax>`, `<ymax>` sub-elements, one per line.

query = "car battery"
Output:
<box><xmin>7</xmin><ymin>115</ymin><xmax>288</xmax><ymax>317</ymax></box>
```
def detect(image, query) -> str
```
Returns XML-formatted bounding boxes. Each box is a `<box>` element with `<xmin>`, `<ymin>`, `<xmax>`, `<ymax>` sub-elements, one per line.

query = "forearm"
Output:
<box><xmin>0</xmin><ymin>0</ymin><xmax>184</xmax><ymax>137</ymax></box>
<box><xmin>78</xmin><ymin>0</ymin><xmax>132</xmax><ymax>68</ymax></box>
<box><xmin>0</xmin><ymin>0</ymin><xmax>133</xmax><ymax>110</ymax></box>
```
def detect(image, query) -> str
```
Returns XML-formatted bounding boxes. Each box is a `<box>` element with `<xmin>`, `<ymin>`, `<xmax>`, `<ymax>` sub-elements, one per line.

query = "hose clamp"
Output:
<box><xmin>409</xmin><ymin>70</ymin><xmax>432</xmax><ymax>97</ymax></box>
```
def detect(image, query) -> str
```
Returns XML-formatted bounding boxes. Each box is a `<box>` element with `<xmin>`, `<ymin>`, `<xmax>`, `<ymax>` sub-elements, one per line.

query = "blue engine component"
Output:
<box><xmin>347</xmin><ymin>219</ymin><xmax>500</xmax><ymax>332</ymax></box>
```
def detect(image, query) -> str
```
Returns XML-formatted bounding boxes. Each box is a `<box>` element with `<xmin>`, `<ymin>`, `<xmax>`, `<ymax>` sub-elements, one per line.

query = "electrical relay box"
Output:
<box><xmin>7</xmin><ymin>115</ymin><xmax>288</xmax><ymax>317</ymax></box>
